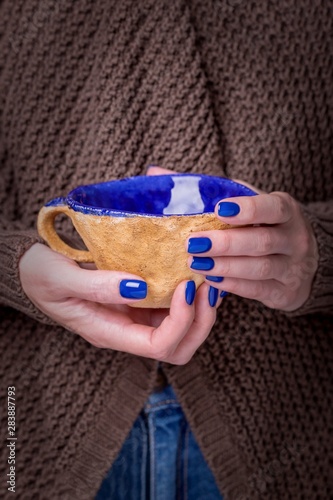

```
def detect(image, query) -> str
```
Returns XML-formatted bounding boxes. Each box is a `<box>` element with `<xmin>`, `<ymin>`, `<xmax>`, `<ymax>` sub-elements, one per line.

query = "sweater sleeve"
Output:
<box><xmin>0</xmin><ymin>224</ymin><xmax>57</xmax><ymax>324</ymax></box>
<box><xmin>287</xmin><ymin>200</ymin><xmax>333</xmax><ymax>316</ymax></box>
<box><xmin>0</xmin><ymin>140</ymin><xmax>55</xmax><ymax>324</ymax></box>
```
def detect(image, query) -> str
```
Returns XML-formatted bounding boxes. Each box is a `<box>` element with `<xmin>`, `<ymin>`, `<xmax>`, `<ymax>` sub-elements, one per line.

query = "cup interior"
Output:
<box><xmin>66</xmin><ymin>174</ymin><xmax>255</xmax><ymax>217</ymax></box>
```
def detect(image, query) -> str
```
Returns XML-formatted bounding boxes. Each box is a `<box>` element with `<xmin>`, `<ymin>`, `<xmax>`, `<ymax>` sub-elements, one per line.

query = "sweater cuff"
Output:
<box><xmin>0</xmin><ymin>229</ymin><xmax>56</xmax><ymax>324</ymax></box>
<box><xmin>287</xmin><ymin>202</ymin><xmax>333</xmax><ymax>316</ymax></box>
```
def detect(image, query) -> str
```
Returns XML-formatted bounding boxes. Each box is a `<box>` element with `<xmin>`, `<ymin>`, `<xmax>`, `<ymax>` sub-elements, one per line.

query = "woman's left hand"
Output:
<box><xmin>187</xmin><ymin>185</ymin><xmax>319</xmax><ymax>312</ymax></box>
<box><xmin>147</xmin><ymin>167</ymin><xmax>319</xmax><ymax>312</ymax></box>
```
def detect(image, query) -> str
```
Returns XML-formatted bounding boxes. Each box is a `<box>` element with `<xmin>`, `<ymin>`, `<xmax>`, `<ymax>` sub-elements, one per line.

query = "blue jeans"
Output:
<box><xmin>95</xmin><ymin>384</ymin><xmax>223</xmax><ymax>500</ymax></box>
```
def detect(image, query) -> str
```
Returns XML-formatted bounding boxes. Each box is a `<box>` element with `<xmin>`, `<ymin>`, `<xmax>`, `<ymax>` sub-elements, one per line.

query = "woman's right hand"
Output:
<box><xmin>19</xmin><ymin>243</ymin><xmax>221</xmax><ymax>365</ymax></box>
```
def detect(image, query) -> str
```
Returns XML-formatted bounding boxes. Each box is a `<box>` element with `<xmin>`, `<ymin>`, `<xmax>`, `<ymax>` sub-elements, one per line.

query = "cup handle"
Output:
<box><xmin>37</xmin><ymin>197</ymin><xmax>94</xmax><ymax>262</ymax></box>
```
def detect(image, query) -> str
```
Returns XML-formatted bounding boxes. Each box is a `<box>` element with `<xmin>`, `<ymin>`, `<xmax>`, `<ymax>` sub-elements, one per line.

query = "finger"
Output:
<box><xmin>50</xmin><ymin>259</ymin><xmax>148</xmax><ymax>305</ymax></box>
<box><xmin>167</xmin><ymin>282</ymin><xmax>219</xmax><ymax>365</ymax></box>
<box><xmin>91</xmin><ymin>280</ymin><xmax>196</xmax><ymax>358</ymax></box>
<box><xmin>146</xmin><ymin>165</ymin><xmax>178</xmax><ymax>176</ymax></box>
<box><xmin>186</xmin><ymin>226</ymin><xmax>292</xmax><ymax>257</ymax></box>
<box><xmin>189</xmin><ymin>255</ymin><xmax>290</xmax><ymax>282</ymax></box>
<box><xmin>204</xmin><ymin>276</ymin><xmax>294</xmax><ymax>311</ymax></box>
<box><xmin>215</xmin><ymin>192</ymin><xmax>295</xmax><ymax>226</ymax></box>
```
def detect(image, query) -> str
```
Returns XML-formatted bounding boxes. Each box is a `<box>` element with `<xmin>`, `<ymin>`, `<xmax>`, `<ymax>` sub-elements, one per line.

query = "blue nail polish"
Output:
<box><xmin>190</xmin><ymin>257</ymin><xmax>214</xmax><ymax>271</ymax></box>
<box><xmin>208</xmin><ymin>286</ymin><xmax>219</xmax><ymax>307</ymax></box>
<box><xmin>185</xmin><ymin>280</ymin><xmax>196</xmax><ymax>305</ymax></box>
<box><xmin>218</xmin><ymin>201</ymin><xmax>240</xmax><ymax>217</ymax></box>
<box><xmin>220</xmin><ymin>291</ymin><xmax>229</xmax><ymax>298</ymax></box>
<box><xmin>188</xmin><ymin>237</ymin><xmax>212</xmax><ymax>254</ymax></box>
<box><xmin>206</xmin><ymin>276</ymin><xmax>224</xmax><ymax>283</ymax></box>
<box><xmin>119</xmin><ymin>280</ymin><xmax>147</xmax><ymax>299</ymax></box>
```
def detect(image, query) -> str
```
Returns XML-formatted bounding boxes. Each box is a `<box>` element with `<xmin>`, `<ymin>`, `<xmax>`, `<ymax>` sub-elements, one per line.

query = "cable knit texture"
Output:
<box><xmin>0</xmin><ymin>1</ymin><xmax>332</xmax><ymax>499</ymax></box>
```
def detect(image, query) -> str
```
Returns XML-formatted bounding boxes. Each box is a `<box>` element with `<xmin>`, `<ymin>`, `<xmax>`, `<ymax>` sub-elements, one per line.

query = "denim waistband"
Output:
<box><xmin>144</xmin><ymin>383</ymin><xmax>178</xmax><ymax>411</ymax></box>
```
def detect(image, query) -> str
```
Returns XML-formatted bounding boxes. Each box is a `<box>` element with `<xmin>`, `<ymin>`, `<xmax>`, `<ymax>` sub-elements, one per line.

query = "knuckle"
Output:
<box><xmin>275</xmin><ymin>292</ymin><xmax>292</xmax><ymax>310</ymax></box>
<box><xmin>283</xmin><ymin>265</ymin><xmax>301</xmax><ymax>289</ymax></box>
<box><xmin>222</xmin><ymin>231</ymin><xmax>232</xmax><ymax>253</ymax></box>
<box><xmin>274</xmin><ymin>193</ymin><xmax>292</xmax><ymax>221</ymax></box>
<box><xmin>296</xmin><ymin>226</ymin><xmax>312</xmax><ymax>258</ymax></box>
<box><xmin>88</xmin><ymin>274</ymin><xmax>107</xmax><ymax>302</ymax></box>
<box><xmin>258</xmin><ymin>257</ymin><xmax>273</xmax><ymax>279</ymax></box>
<box><xmin>266</xmin><ymin>288</ymin><xmax>291</xmax><ymax>310</ymax></box>
<box><xmin>251</xmin><ymin>281</ymin><xmax>265</xmax><ymax>299</ymax></box>
<box><xmin>276</xmin><ymin>295</ymin><xmax>289</xmax><ymax>310</ymax></box>
<box><xmin>150</xmin><ymin>344</ymin><xmax>174</xmax><ymax>362</ymax></box>
<box><xmin>221</xmin><ymin>258</ymin><xmax>231</xmax><ymax>276</ymax></box>
<box><xmin>257</xmin><ymin>229</ymin><xmax>274</xmax><ymax>254</ymax></box>
<box><xmin>246</xmin><ymin>197</ymin><xmax>258</xmax><ymax>221</ymax></box>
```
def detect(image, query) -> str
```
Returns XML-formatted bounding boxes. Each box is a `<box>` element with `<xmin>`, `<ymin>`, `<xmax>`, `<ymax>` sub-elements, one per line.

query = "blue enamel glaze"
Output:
<box><xmin>44</xmin><ymin>174</ymin><xmax>256</xmax><ymax>217</ymax></box>
<box><xmin>45</xmin><ymin>196</ymin><xmax>66</xmax><ymax>207</ymax></box>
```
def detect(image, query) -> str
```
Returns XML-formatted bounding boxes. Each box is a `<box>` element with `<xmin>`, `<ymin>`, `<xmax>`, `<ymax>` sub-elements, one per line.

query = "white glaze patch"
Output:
<box><xmin>163</xmin><ymin>176</ymin><xmax>204</xmax><ymax>215</ymax></box>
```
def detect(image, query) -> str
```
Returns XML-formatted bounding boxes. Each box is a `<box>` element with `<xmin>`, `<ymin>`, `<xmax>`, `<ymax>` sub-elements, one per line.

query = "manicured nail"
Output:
<box><xmin>218</xmin><ymin>202</ymin><xmax>240</xmax><ymax>217</ymax></box>
<box><xmin>220</xmin><ymin>291</ymin><xmax>229</xmax><ymax>298</ymax></box>
<box><xmin>190</xmin><ymin>257</ymin><xmax>214</xmax><ymax>271</ymax></box>
<box><xmin>208</xmin><ymin>286</ymin><xmax>219</xmax><ymax>307</ymax></box>
<box><xmin>119</xmin><ymin>280</ymin><xmax>147</xmax><ymax>299</ymax></box>
<box><xmin>206</xmin><ymin>276</ymin><xmax>224</xmax><ymax>283</ymax></box>
<box><xmin>188</xmin><ymin>237</ymin><xmax>212</xmax><ymax>254</ymax></box>
<box><xmin>185</xmin><ymin>280</ymin><xmax>196</xmax><ymax>305</ymax></box>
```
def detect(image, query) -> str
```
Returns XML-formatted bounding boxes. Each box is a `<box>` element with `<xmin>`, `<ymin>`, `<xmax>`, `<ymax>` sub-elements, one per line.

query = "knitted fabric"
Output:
<box><xmin>0</xmin><ymin>0</ymin><xmax>332</xmax><ymax>498</ymax></box>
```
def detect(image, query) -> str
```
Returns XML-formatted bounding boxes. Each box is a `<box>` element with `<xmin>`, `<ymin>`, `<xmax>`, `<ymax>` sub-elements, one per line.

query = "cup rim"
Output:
<box><xmin>47</xmin><ymin>174</ymin><xmax>256</xmax><ymax>217</ymax></box>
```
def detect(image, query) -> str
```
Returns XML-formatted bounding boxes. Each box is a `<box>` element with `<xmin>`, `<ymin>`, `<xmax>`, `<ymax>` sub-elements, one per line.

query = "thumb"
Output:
<box><xmin>146</xmin><ymin>165</ymin><xmax>179</xmax><ymax>176</ymax></box>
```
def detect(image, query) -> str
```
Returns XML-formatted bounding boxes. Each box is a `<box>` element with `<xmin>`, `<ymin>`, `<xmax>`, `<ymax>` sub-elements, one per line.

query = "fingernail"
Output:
<box><xmin>208</xmin><ymin>286</ymin><xmax>219</xmax><ymax>307</ymax></box>
<box><xmin>185</xmin><ymin>280</ymin><xmax>196</xmax><ymax>305</ymax></box>
<box><xmin>220</xmin><ymin>291</ymin><xmax>229</xmax><ymax>298</ymax></box>
<box><xmin>218</xmin><ymin>201</ymin><xmax>240</xmax><ymax>217</ymax></box>
<box><xmin>190</xmin><ymin>257</ymin><xmax>214</xmax><ymax>271</ymax></box>
<box><xmin>206</xmin><ymin>276</ymin><xmax>224</xmax><ymax>283</ymax></box>
<box><xmin>188</xmin><ymin>237</ymin><xmax>212</xmax><ymax>254</ymax></box>
<box><xmin>119</xmin><ymin>280</ymin><xmax>147</xmax><ymax>299</ymax></box>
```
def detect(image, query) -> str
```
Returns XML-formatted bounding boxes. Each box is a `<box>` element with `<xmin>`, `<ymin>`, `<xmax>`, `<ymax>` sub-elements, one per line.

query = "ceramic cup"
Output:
<box><xmin>37</xmin><ymin>174</ymin><xmax>255</xmax><ymax>308</ymax></box>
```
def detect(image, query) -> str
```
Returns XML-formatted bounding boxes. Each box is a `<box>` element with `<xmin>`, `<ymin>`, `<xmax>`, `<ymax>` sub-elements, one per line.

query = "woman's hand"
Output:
<box><xmin>147</xmin><ymin>166</ymin><xmax>319</xmax><ymax>312</ymax></box>
<box><xmin>187</xmin><ymin>188</ymin><xmax>319</xmax><ymax>311</ymax></box>
<box><xmin>19</xmin><ymin>243</ymin><xmax>220</xmax><ymax>364</ymax></box>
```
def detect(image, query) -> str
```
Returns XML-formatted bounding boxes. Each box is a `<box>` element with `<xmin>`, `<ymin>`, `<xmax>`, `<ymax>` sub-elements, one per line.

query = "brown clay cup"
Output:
<box><xmin>37</xmin><ymin>174</ymin><xmax>255</xmax><ymax>308</ymax></box>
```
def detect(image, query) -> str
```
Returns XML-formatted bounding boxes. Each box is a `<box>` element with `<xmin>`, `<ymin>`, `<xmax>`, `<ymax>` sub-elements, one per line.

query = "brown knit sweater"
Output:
<box><xmin>0</xmin><ymin>1</ymin><xmax>332</xmax><ymax>499</ymax></box>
